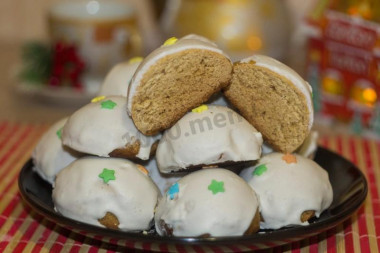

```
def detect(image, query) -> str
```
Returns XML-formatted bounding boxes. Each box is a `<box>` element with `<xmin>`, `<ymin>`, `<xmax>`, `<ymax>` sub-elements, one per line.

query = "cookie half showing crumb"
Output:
<box><xmin>127</xmin><ymin>34</ymin><xmax>232</xmax><ymax>136</ymax></box>
<box><xmin>224</xmin><ymin>55</ymin><xmax>313</xmax><ymax>153</ymax></box>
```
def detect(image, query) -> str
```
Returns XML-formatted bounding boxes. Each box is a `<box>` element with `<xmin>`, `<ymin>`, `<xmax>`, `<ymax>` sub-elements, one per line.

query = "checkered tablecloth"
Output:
<box><xmin>0</xmin><ymin>122</ymin><xmax>379</xmax><ymax>252</ymax></box>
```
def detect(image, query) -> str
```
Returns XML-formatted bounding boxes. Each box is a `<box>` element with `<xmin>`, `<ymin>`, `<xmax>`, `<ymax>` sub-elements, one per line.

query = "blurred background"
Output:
<box><xmin>1</xmin><ymin>0</ymin><xmax>380</xmax><ymax>138</ymax></box>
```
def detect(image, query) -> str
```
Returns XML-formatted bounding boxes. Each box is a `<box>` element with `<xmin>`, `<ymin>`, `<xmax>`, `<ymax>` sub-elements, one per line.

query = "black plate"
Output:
<box><xmin>18</xmin><ymin>147</ymin><xmax>367</xmax><ymax>252</ymax></box>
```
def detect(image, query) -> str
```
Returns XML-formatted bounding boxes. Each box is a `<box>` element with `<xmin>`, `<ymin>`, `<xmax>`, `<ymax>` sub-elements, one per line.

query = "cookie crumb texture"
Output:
<box><xmin>108</xmin><ymin>140</ymin><xmax>158</xmax><ymax>159</ymax></box>
<box><xmin>132</xmin><ymin>49</ymin><xmax>232</xmax><ymax>135</ymax></box>
<box><xmin>245</xmin><ymin>208</ymin><xmax>261</xmax><ymax>235</ymax></box>
<box><xmin>108</xmin><ymin>140</ymin><xmax>141</xmax><ymax>159</ymax></box>
<box><xmin>225</xmin><ymin>64</ymin><xmax>309</xmax><ymax>153</ymax></box>
<box><xmin>300</xmin><ymin>210</ymin><xmax>315</xmax><ymax>223</ymax></box>
<box><xmin>98</xmin><ymin>212</ymin><xmax>120</xmax><ymax>230</ymax></box>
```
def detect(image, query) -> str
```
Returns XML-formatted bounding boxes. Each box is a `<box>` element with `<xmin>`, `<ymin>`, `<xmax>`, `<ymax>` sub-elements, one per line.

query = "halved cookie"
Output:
<box><xmin>127</xmin><ymin>35</ymin><xmax>232</xmax><ymax>136</ymax></box>
<box><xmin>224</xmin><ymin>55</ymin><xmax>313</xmax><ymax>153</ymax></box>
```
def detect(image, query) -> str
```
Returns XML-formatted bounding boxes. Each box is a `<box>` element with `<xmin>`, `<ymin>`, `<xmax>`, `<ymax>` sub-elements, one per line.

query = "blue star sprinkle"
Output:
<box><xmin>167</xmin><ymin>182</ymin><xmax>179</xmax><ymax>200</ymax></box>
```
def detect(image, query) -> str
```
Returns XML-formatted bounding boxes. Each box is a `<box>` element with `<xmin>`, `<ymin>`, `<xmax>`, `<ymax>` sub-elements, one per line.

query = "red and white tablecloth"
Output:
<box><xmin>0</xmin><ymin>122</ymin><xmax>379</xmax><ymax>252</ymax></box>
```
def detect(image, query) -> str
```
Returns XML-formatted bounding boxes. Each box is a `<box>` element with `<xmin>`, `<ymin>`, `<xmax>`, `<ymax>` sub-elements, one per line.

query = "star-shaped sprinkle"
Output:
<box><xmin>128</xmin><ymin>56</ymin><xmax>143</xmax><ymax>64</ymax></box>
<box><xmin>167</xmin><ymin>182</ymin><xmax>179</xmax><ymax>200</ymax></box>
<box><xmin>192</xmin><ymin>105</ymin><xmax>208</xmax><ymax>113</ymax></box>
<box><xmin>91</xmin><ymin>95</ymin><xmax>106</xmax><ymax>103</ymax></box>
<box><xmin>56</xmin><ymin>127</ymin><xmax>63</xmax><ymax>139</ymax></box>
<box><xmin>99</xmin><ymin>168</ymin><xmax>116</xmax><ymax>183</ymax></box>
<box><xmin>163</xmin><ymin>37</ymin><xmax>178</xmax><ymax>46</ymax></box>
<box><xmin>282</xmin><ymin>154</ymin><xmax>297</xmax><ymax>164</ymax></box>
<box><xmin>253</xmin><ymin>164</ymin><xmax>267</xmax><ymax>176</ymax></box>
<box><xmin>208</xmin><ymin>179</ymin><xmax>225</xmax><ymax>195</ymax></box>
<box><xmin>137</xmin><ymin>165</ymin><xmax>149</xmax><ymax>176</ymax></box>
<box><xmin>101</xmin><ymin>100</ymin><xmax>117</xmax><ymax>109</ymax></box>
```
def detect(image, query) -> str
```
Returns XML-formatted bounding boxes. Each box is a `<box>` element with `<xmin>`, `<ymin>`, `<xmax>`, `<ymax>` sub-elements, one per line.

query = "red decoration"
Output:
<box><xmin>48</xmin><ymin>42</ymin><xmax>85</xmax><ymax>90</ymax></box>
<box><xmin>305</xmin><ymin>10</ymin><xmax>380</xmax><ymax>126</ymax></box>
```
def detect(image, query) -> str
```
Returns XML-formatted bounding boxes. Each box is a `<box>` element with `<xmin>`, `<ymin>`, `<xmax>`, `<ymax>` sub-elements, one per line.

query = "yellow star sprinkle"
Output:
<box><xmin>128</xmin><ymin>57</ymin><xmax>143</xmax><ymax>64</ymax></box>
<box><xmin>163</xmin><ymin>37</ymin><xmax>178</xmax><ymax>46</ymax></box>
<box><xmin>192</xmin><ymin>105</ymin><xmax>208</xmax><ymax>113</ymax></box>
<box><xmin>91</xmin><ymin>96</ymin><xmax>106</xmax><ymax>103</ymax></box>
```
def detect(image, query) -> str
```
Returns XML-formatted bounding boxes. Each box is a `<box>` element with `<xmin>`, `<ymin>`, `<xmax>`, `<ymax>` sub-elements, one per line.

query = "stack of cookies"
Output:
<box><xmin>32</xmin><ymin>34</ymin><xmax>332</xmax><ymax>237</ymax></box>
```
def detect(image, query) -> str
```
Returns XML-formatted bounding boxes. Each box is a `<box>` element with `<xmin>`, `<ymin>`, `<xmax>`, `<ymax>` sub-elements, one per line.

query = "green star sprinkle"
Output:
<box><xmin>98</xmin><ymin>168</ymin><xmax>116</xmax><ymax>183</ymax></box>
<box><xmin>253</xmin><ymin>164</ymin><xmax>267</xmax><ymax>176</ymax></box>
<box><xmin>208</xmin><ymin>179</ymin><xmax>225</xmax><ymax>195</ymax></box>
<box><xmin>101</xmin><ymin>100</ymin><xmax>117</xmax><ymax>109</ymax></box>
<box><xmin>56</xmin><ymin>127</ymin><xmax>63</xmax><ymax>139</ymax></box>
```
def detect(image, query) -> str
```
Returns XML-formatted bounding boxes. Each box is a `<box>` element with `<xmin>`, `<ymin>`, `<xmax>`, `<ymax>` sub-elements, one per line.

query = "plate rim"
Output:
<box><xmin>18</xmin><ymin>147</ymin><xmax>368</xmax><ymax>247</ymax></box>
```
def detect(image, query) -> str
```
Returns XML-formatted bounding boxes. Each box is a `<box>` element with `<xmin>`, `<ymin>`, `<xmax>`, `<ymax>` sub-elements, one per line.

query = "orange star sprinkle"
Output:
<box><xmin>137</xmin><ymin>165</ymin><xmax>149</xmax><ymax>175</ymax></box>
<box><xmin>282</xmin><ymin>154</ymin><xmax>297</xmax><ymax>164</ymax></box>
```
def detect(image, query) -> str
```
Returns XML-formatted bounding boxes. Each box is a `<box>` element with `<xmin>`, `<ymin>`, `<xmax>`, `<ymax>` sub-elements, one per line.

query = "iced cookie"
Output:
<box><xmin>53</xmin><ymin>157</ymin><xmax>161</xmax><ymax>231</ymax></box>
<box><xmin>156</xmin><ymin>105</ymin><xmax>262</xmax><ymax>173</ymax></box>
<box><xmin>98</xmin><ymin>57</ymin><xmax>143</xmax><ymax>97</ymax></box>
<box><xmin>155</xmin><ymin>169</ymin><xmax>260</xmax><ymax>236</ymax></box>
<box><xmin>32</xmin><ymin>118</ymin><xmax>82</xmax><ymax>184</ymax></box>
<box><xmin>240</xmin><ymin>153</ymin><xmax>333</xmax><ymax>229</ymax></box>
<box><xmin>62</xmin><ymin>96</ymin><xmax>160</xmax><ymax>160</ymax></box>
<box><xmin>224</xmin><ymin>55</ymin><xmax>313</xmax><ymax>153</ymax></box>
<box><xmin>127</xmin><ymin>34</ymin><xmax>233</xmax><ymax>135</ymax></box>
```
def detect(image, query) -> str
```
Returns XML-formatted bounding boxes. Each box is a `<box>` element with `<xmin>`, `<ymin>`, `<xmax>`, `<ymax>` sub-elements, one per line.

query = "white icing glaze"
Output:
<box><xmin>262</xmin><ymin>130</ymin><xmax>319</xmax><ymax>159</ymax></box>
<box><xmin>141</xmin><ymin>158</ymin><xmax>182</xmax><ymax>194</ymax></box>
<box><xmin>127</xmin><ymin>34</ymin><xmax>231</xmax><ymax>115</ymax></box>
<box><xmin>296</xmin><ymin>131</ymin><xmax>319</xmax><ymax>159</ymax></box>
<box><xmin>52</xmin><ymin>157</ymin><xmax>161</xmax><ymax>231</ymax></box>
<box><xmin>62</xmin><ymin>96</ymin><xmax>160</xmax><ymax>160</ymax></box>
<box><xmin>240</xmin><ymin>153</ymin><xmax>333</xmax><ymax>229</ymax></box>
<box><xmin>155</xmin><ymin>168</ymin><xmax>259</xmax><ymax>236</ymax></box>
<box><xmin>241</xmin><ymin>55</ymin><xmax>314</xmax><ymax>131</ymax></box>
<box><xmin>156</xmin><ymin>105</ymin><xmax>263</xmax><ymax>173</ymax></box>
<box><xmin>98</xmin><ymin>60</ymin><xmax>140</xmax><ymax>97</ymax></box>
<box><xmin>261</xmin><ymin>142</ymin><xmax>275</xmax><ymax>156</ymax></box>
<box><xmin>32</xmin><ymin>118</ymin><xmax>82</xmax><ymax>184</ymax></box>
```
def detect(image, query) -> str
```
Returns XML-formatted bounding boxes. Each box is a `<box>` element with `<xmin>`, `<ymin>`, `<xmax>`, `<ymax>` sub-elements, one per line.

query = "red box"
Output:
<box><xmin>306</xmin><ymin>10</ymin><xmax>380</xmax><ymax>126</ymax></box>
